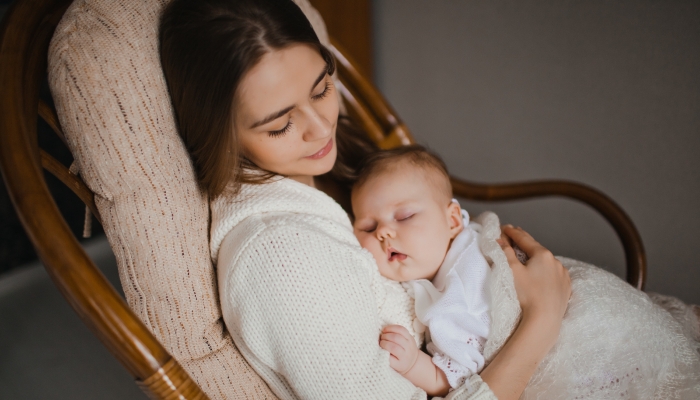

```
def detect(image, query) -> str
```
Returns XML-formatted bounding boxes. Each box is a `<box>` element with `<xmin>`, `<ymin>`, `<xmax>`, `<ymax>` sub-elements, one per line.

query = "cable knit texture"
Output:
<box><xmin>474</xmin><ymin>212</ymin><xmax>700</xmax><ymax>400</ymax></box>
<box><xmin>47</xmin><ymin>0</ymin><xmax>337</xmax><ymax>397</ymax></box>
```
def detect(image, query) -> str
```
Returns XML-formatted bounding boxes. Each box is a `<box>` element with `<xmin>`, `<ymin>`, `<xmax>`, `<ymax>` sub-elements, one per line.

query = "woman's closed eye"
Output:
<box><xmin>268</xmin><ymin>120</ymin><xmax>293</xmax><ymax>138</ymax></box>
<box><xmin>311</xmin><ymin>79</ymin><xmax>331</xmax><ymax>101</ymax></box>
<box><xmin>267</xmin><ymin>78</ymin><xmax>330</xmax><ymax>138</ymax></box>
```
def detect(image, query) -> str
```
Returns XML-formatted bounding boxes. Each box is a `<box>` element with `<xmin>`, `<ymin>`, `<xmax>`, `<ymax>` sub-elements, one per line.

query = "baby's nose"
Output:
<box><xmin>376</xmin><ymin>225</ymin><xmax>395</xmax><ymax>241</ymax></box>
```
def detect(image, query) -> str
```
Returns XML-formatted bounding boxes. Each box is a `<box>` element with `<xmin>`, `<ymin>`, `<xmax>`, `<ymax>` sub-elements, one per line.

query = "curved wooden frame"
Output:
<box><xmin>330</xmin><ymin>40</ymin><xmax>646</xmax><ymax>290</ymax></box>
<box><xmin>0</xmin><ymin>1</ymin><xmax>207</xmax><ymax>398</ymax></box>
<box><xmin>0</xmin><ymin>1</ymin><xmax>646</xmax><ymax>398</ymax></box>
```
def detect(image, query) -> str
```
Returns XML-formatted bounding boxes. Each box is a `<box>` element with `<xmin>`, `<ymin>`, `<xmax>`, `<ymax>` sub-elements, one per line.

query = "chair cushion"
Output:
<box><xmin>48</xmin><ymin>0</ymin><xmax>333</xmax><ymax>397</ymax></box>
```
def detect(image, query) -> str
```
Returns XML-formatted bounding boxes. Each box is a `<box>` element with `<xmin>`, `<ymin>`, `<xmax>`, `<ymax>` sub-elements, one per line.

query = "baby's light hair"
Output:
<box><xmin>352</xmin><ymin>145</ymin><xmax>453</xmax><ymax>202</ymax></box>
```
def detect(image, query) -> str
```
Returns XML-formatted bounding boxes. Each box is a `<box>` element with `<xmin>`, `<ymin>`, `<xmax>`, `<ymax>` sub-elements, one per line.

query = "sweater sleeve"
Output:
<box><xmin>217</xmin><ymin>217</ymin><xmax>426</xmax><ymax>399</ymax></box>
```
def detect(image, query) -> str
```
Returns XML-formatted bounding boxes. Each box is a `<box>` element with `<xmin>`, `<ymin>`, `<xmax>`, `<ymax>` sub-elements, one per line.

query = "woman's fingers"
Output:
<box><xmin>497</xmin><ymin>237</ymin><xmax>522</xmax><ymax>267</ymax></box>
<box><xmin>502</xmin><ymin>225</ymin><xmax>547</xmax><ymax>259</ymax></box>
<box><xmin>499</xmin><ymin>225</ymin><xmax>571</xmax><ymax>324</ymax></box>
<box><xmin>498</xmin><ymin>229</ymin><xmax>513</xmax><ymax>246</ymax></box>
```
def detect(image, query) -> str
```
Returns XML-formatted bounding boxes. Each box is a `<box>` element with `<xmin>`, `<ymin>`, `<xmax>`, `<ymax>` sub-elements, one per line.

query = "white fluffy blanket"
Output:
<box><xmin>463</xmin><ymin>211</ymin><xmax>700</xmax><ymax>399</ymax></box>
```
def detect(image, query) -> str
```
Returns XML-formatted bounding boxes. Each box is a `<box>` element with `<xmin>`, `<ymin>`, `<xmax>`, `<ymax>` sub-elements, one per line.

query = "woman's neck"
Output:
<box><xmin>288</xmin><ymin>174</ymin><xmax>353</xmax><ymax>217</ymax></box>
<box><xmin>289</xmin><ymin>175</ymin><xmax>315</xmax><ymax>188</ymax></box>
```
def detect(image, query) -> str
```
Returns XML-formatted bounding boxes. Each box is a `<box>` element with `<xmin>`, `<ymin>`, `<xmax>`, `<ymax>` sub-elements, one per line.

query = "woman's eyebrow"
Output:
<box><xmin>309</xmin><ymin>67</ymin><xmax>327</xmax><ymax>94</ymax></box>
<box><xmin>249</xmin><ymin>67</ymin><xmax>328</xmax><ymax>129</ymax></box>
<box><xmin>250</xmin><ymin>105</ymin><xmax>294</xmax><ymax>129</ymax></box>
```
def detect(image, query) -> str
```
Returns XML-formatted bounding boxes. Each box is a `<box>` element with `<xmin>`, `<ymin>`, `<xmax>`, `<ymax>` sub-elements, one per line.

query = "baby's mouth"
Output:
<box><xmin>387</xmin><ymin>248</ymin><xmax>407</xmax><ymax>262</ymax></box>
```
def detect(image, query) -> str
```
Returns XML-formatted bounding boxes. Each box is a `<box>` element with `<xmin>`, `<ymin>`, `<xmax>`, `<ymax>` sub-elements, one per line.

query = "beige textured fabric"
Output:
<box><xmin>47</xmin><ymin>0</ymin><xmax>336</xmax><ymax>398</ymax></box>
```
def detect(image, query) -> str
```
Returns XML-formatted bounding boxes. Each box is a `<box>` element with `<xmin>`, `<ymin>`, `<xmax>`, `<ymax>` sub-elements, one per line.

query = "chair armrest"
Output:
<box><xmin>451</xmin><ymin>176</ymin><xmax>646</xmax><ymax>290</ymax></box>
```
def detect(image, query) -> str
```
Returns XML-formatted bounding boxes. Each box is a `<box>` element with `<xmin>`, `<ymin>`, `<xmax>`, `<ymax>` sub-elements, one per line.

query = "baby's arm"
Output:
<box><xmin>380</xmin><ymin>325</ymin><xmax>451</xmax><ymax>397</ymax></box>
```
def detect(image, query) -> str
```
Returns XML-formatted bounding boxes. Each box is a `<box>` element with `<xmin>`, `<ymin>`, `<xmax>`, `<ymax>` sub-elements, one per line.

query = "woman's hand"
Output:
<box><xmin>379</xmin><ymin>325</ymin><xmax>418</xmax><ymax>375</ymax></box>
<box><xmin>498</xmin><ymin>225</ymin><xmax>571</xmax><ymax>327</ymax></box>
<box><xmin>480</xmin><ymin>225</ymin><xmax>571</xmax><ymax>400</ymax></box>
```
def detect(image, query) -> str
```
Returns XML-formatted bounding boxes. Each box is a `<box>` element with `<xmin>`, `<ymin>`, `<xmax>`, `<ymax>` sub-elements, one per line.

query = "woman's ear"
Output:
<box><xmin>447</xmin><ymin>201</ymin><xmax>464</xmax><ymax>239</ymax></box>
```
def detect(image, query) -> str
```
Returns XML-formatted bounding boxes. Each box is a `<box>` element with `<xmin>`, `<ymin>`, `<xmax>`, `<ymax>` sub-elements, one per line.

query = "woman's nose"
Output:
<box><xmin>375</xmin><ymin>225</ymin><xmax>395</xmax><ymax>242</ymax></box>
<box><xmin>302</xmin><ymin>106</ymin><xmax>332</xmax><ymax>141</ymax></box>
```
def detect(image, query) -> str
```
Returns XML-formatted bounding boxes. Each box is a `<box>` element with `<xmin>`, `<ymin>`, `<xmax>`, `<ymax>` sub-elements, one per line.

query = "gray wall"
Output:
<box><xmin>374</xmin><ymin>0</ymin><xmax>700</xmax><ymax>304</ymax></box>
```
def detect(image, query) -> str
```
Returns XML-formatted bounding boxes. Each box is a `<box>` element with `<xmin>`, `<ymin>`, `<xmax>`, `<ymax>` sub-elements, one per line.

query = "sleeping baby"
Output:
<box><xmin>351</xmin><ymin>145</ymin><xmax>700</xmax><ymax>399</ymax></box>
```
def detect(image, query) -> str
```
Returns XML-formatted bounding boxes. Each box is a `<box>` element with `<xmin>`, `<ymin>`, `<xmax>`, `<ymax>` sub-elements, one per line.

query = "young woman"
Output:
<box><xmin>159</xmin><ymin>0</ymin><xmax>570</xmax><ymax>398</ymax></box>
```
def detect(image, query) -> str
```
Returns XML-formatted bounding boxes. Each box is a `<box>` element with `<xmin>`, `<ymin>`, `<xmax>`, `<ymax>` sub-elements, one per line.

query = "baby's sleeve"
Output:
<box><xmin>425</xmin><ymin>313</ymin><xmax>488</xmax><ymax>389</ymax></box>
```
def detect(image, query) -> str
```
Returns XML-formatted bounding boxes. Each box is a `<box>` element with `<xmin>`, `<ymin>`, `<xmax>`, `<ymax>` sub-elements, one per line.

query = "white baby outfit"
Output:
<box><xmin>410</xmin><ymin>208</ymin><xmax>492</xmax><ymax>389</ymax></box>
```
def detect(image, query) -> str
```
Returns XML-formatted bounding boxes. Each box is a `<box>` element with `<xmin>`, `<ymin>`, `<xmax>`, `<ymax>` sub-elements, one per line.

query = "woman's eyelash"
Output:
<box><xmin>267</xmin><ymin>81</ymin><xmax>329</xmax><ymax>138</ymax></box>
<box><xmin>268</xmin><ymin>120</ymin><xmax>293</xmax><ymax>137</ymax></box>
<box><xmin>312</xmin><ymin>81</ymin><xmax>330</xmax><ymax>101</ymax></box>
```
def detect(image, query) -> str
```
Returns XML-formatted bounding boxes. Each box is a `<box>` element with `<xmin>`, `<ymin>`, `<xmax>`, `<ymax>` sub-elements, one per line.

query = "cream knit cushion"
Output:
<box><xmin>48</xmin><ymin>0</ymin><xmax>334</xmax><ymax>398</ymax></box>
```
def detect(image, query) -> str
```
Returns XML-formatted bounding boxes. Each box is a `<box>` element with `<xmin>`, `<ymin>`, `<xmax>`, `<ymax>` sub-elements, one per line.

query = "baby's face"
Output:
<box><xmin>352</xmin><ymin>165</ymin><xmax>462</xmax><ymax>282</ymax></box>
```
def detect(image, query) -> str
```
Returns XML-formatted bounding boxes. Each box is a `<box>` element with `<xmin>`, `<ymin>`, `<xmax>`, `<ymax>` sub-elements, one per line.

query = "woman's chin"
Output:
<box><xmin>312</xmin><ymin>147</ymin><xmax>338</xmax><ymax>176</ymax></box>
<box><xmin>286</xmin><ymin>146</ymin><xmax>337</xmax><ymax>179</ymax></box>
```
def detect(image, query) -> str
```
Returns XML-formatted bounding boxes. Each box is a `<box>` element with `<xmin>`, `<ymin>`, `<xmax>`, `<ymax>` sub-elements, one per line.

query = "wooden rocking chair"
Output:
<box><xmin>0</xmin><ymin>0</ymin><xmax>645</xmax><ymax>398</ymax></box>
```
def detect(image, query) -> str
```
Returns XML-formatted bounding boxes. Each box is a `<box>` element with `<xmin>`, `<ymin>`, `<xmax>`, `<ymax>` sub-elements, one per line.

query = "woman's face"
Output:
<box><xmin>234</xmin><ymin>44</ymin><xmax>339</xmax><ymax>185</ymax></box>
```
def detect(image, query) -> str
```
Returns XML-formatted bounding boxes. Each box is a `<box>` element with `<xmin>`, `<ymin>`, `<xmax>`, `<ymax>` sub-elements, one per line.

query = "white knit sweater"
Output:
<box><xmin>211</xmin><ymin>177</ymin><xmax>497</xmax><ymax>400</ymax></box>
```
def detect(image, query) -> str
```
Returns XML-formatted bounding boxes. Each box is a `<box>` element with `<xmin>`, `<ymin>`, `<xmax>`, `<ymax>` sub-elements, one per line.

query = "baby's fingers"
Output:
<box><xmin>380</xmin><ymin>331</ymin><xmax>409</xmax><ymax>349</ymax></box>
<box><xmin>379</xmin><ymin>338</ymin><xmax>404</xmax><ymax>357</ymax></box>
<box><xmin>382</xmin><ymin>324</ymin><xmax>411</xmax><ymax>338</ymax></box>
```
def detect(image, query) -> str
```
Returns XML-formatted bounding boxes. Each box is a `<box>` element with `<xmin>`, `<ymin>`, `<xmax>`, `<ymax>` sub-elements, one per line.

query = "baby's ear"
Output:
<box><xmin>447</xmin><ymin>201</ymin><xmax>464</xmax><ymax>239</ymax></box>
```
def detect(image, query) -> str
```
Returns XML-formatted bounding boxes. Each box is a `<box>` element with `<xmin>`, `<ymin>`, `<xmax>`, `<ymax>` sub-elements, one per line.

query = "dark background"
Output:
<box><xmin>0</xmin><ymin>0</ymin><xmax>104</xmax><ymax>277</ymax></box>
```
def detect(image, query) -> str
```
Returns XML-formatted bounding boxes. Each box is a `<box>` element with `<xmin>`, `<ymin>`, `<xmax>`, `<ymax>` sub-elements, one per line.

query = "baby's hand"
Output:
<box><xmin>379</xmin><ymin>325</ymin><xmax>418</xmax><ymax>375</ymax></box>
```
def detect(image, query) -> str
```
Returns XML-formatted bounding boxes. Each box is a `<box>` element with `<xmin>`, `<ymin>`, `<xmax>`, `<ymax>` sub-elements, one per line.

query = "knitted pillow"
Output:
<box><xmin>48</xmin><ymin>0</ymin><xmax>334</xmax><ymax>398</ymax></box>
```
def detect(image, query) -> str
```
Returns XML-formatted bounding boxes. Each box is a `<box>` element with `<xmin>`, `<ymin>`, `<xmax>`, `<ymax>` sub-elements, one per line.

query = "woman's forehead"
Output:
<box><xmin>235</xmin><ymin>44</ymin><xmax>326</xmax><ymax>126</ymax></box>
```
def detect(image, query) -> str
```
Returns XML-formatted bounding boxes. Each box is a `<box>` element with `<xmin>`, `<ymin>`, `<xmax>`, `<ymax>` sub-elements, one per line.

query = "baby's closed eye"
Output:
<box><xmin>396</xmin><ymin>213</ymin><xmax>415</xmax><ymax>221</ymax></box>
<box><xmin>355</xmin><ymin>223</ymin><xmax>377</xmax><ymax>233</ymax></box>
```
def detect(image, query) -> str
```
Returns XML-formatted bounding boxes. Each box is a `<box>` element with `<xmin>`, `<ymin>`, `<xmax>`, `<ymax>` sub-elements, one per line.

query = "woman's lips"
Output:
<box><xmin>306</xmin><ymin>138</ymin><xmax>333</xmax><ymax>160</ymax></box>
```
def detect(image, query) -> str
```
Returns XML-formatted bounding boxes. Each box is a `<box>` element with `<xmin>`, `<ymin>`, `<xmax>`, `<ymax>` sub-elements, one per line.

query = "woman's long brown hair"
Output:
<box><xmin>159</xmin><ymin>0</ymin><xmax>376</xmax><ymax>199</ymax></box>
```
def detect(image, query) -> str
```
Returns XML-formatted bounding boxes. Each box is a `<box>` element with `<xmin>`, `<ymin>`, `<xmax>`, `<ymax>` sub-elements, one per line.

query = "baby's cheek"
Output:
<box><xmin>422</xmin><ymin>234</ymin><xmax>452</xmax><ymax>271</ymax></box>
